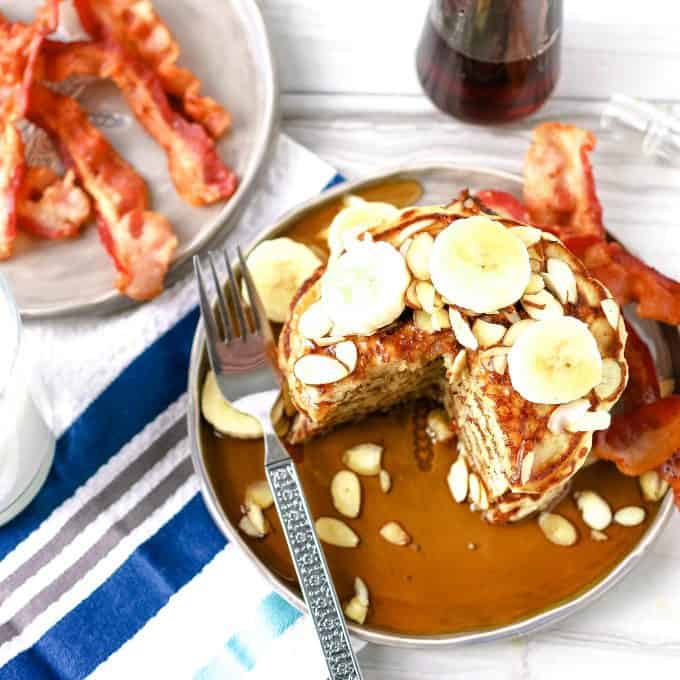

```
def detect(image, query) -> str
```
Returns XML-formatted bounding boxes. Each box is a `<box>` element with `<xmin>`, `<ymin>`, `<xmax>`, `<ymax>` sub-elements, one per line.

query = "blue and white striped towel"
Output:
<box><xmin>0</xmin><ymin>135</ymin><xmax>357</xmax><ymax>679</ymax></box>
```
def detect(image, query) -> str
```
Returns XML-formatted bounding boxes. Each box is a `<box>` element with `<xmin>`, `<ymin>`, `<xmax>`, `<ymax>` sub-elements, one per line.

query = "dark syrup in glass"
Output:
<box><xmin>416</xmin><ymin>0</ymin><xmax>563</xmax><ymax>125</ymax></box>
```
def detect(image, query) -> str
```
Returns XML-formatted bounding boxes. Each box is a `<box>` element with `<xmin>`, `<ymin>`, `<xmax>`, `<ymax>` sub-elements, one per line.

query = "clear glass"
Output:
<box><xmin>0</xmin><ymin>275</ymin><xmax>55</xmax><ymax>525</ymax></box>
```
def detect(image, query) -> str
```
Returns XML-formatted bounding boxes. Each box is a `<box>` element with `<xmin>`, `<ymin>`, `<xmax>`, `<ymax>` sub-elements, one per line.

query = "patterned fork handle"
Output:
<box><xmin>266</xmin><ymin>449</ymin><xmax>363</xmax><ymax>680</ymax></box>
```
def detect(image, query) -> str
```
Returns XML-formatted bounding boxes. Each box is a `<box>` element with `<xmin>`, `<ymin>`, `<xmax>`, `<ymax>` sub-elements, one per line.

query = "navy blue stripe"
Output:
<box><xmin>0</xmin><ymin>308</ymin><xmax>200</xmax><ymax>561</ymax></box>
<box><xmin>1</xmin><ymin>494</ymin><xmax>226</xmax><ymax>680</ymax></box>
<box><xmin>324</xmin><ymin>172</ymin><xmax>345</xmax><ymax>190</ymax></box>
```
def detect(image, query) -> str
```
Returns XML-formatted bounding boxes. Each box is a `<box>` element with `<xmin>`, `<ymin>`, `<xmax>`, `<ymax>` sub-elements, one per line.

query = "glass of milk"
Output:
<box><xmin>0</xmin><ymin>275</ymin><xmax>55</xmax><ymax>525</ymax></box>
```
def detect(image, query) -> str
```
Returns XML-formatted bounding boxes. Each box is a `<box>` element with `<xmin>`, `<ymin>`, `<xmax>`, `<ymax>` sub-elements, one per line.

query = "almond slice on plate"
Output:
<box><xmin>294</xmin><ymin>354</ymin><xmax>349</xmax><ymax>385</ymax></box>
<box><xmin>547</xmin><ymin>399</ymin><xmax>591</xmax><ymax>434</ymax></box>
<box><xmin>449</xmin><ymin>308</ymin><xmax>478</xmax><ymax>350</ymax></box>
<box><xmin>543</xmin><ymin>258</ymin><xmax>577</xmax><ymax>304</ymax></box>
<box><xmin>298</xmin><ymin>301</ymin><xmax>332</xmax><ymax>340</ymax></box>
<box><xmin>567</xmin><ymin>410</ymin><xmax>611</xmax><ymax>433</ymax></box>
<box><xmin>426</xmin><ymin>408</ymin><xmax>454</xmax><ymax>442</ymax></box>
<box><xmin>333</xmin><ymin>340</ymin><xmax>358</xmax><ymax>373</ymax></box>
<box><xmin>342</xmin><ymin>443</ymin><xmax>383</xmax><ymax>476</ymax></box>
<box><xmin>600</xmin><ymin>298</ymin><xmax>620</xmax><ymax>329</ymax></box>
<box><xmin>406</xmin><ymin>232</ymin><xmax>434</xmax><ymax>280</ymax></box>
<box><xmin>315</xmin><ymin>517</ymin><xmax>360</xmax><ymax>548</ymax></box>
<box><xmin>472</xmin><ymin>319</ymin><xmax>506</xmax><ymax>348</ymax></box>
<box><xmin>639</xmin><ymin>470</ymin><xmax>669</xmax><ymax>502</ymax></box>
<box><xmin>379</xmin><ymin>521</ymin><xmax>411</xmax><ymax>546</ymax></box>
<box><xmin>594</xmin><ymin>358</ymin><xmax>624</xmax><ymax>400</ymax></box>
<box><xmin>415</xmin><ymin>280</ymin><xmax>437</xmax><ymax>313</ymax></box>
<box><xmin>331</xmin><ymin>470</ymin><xmax>361</xmax><ymax>518</ymax></box>
<box><xmin>449</xmin><ymin>349</ymin><xmax>467</xmax><ymax>382</ymax></box>
<box><xmin>538</xmin><ymin>512</ymin><xmax>578</xmax><ymax>546</ymax></box>
<box><xmin>239</xmin><ymin>514</ymin><xmax>268</xmax><ymax>538</ymax></box>
<box><xmin>447</xmin><ymin>456</ymin><xmax>469</xmax><ymax>503</ymax></box>
<box><xmin>245</xmin><ymin>480</ymin><xmax>273</xmax><ymax>509</ymax></box>
<box><xmin>613</xmin><ymin>506</ymin><xmax>646</xmax><ymax>527</ymax></box>
<box><xmin>379</xmin><ymin>469</ymin><xmax>392</xmax><ymax>493</ymax></box>
<box><xmin>521</xmin><ymin>290</ymin><xmax>564</xmax><ymax>320</ymax></box>
<box><xmin>574</xmin><ymin>490</ymin><xmax>612</xmax><ymax>530</ymax></box>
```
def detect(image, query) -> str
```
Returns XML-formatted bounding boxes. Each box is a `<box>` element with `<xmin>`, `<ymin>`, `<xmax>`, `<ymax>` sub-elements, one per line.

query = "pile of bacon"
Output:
<box><xmin>477</xmin><ymin>121</ymin><xmax>680</xmax><ymax>510</ymax></box>
<box><xmin>0</xmin><ymin>0</ymin><xmax>236</xmax><ymax>300</ymax></box>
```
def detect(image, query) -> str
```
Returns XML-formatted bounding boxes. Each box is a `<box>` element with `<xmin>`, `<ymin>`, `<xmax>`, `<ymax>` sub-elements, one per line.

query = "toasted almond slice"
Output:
<box><xmin>413</xmin><ymin>310</ymin><xmax>434</xmax><ymax>332</ymax></box>
<box><xmin>478</xmin><ymin>484</ymin><xmax>489</xmax><ymax>510</ymax></box>
<box><xmin>449</xmin><ymin>349</ymin><xmax>467</xmax><ymax>382</ymax></box>
<box><xmin>406</xmin><ymin>232</ymin><xmax>434</xmax><ymax>280</ymax></box>
<box><xmin>395</xmin><ymin>219</ymin><xmax>438</xmax><ymax>246</ymax></box>
<box><xmin>379</xmin><ymin>521</ymin><xmax>411</xmax><ymax>546</ymax></box>
<box><xmin>502</xmin><ymin>318</ymin><xmax>537</xmax><ymax>346</ymax></box>
<box><xmin>416</xmin><ymin>281</ymin><xmax>437</xmax><ymax>313</ymax></box>
<box><xmin>342</xmin><ymin>443</ymin><xmax>383</xmax><ymax>476</ymax></box>
<box><xmin>544</xmin><ymin>258</ymin><xmax>577</xmax><ymax>304</ymax></box>
<box><xmin>245</xmin><ymin>480</ymin><xmax>273</xmax><ymax>509</ymax></box>
<box><xmin>510</xmin><ymin>225</ymin><xmax>542</xmax><ymax>247</ymax></box>
<box><xmin>472</xmin><ymin>319</ymin><xmax>506</xmax><ymax>348</ymax></box>
<box><xmin>468</xmin><ymin>473</ymin><xmax>481</xmax><ymax>504</ymax></box>
<box><xmin>594</xmin><ymin>359</ymin><xmax>624</xmax><ymax>400</ymax></box>
<box><xmin>239</xmin><ymin>514</ymin><xmax>267</xmax><ymax>538</ymax></box>
<box><xmin>298</xmin><ymin>301</ymin><xmax>332</xmax><ymax>340</ymax></box>
<box><xmin>591</xmin><ymin>529</ymin><xmax>608</xmax><ymax>541</ymax></box>
<box><xmin>548</xmin><ymin>399</ymin><xmax>591</xmax><ymax>434</ymax></box>
<box><xmin>449</xmin><ymin>308</ymin><xmax>478</xmax><ymax>349</ymax></box>
<box><xmin>405</xmin><ymin>280</ymin><xmax>422</xmax><ymax>309</ymax></box>
<box><xmin>399</xmin><ymin>238</ymin><xmax>412</xmax><ymax>259</ymax></box>
<box><xmin>660</xmin><ymin>378</ymin><xmax>675</xmax><ymax>398</ymax></box>
<box><xmin>574</xmin><ymin>490</ymin><xmax>612</xmax><ymax>530</ymax></box>
<box><xmin>333</xmin><ymin>340</ymin><xmax>358</xmax><ymax>372</ymax></box>
<box><xmin>431</xmin><ymin>307</ymin><xmax>451</xmax><ymax>331</ymax></box>
<box><xmin>576</xmin><ymin>275</ymin><xmax>602</xmax><ymax>307</ymax></box>
<box><xmin>538</xmin><ymin>512</ymin><xmax>578</xmax><ymax>546</ymax></box>
<box><xmin>530</xmin><ymin>257</ymin><xmax>543</xmax><ymax>273</ymax></box>
<box><xmin>344</xmin><ymin>596</ymin><xmax>368</xmax><ymax>624</ymax></box>
<box><xmin>316</xmin><ymin>335</ymin><xmax>348</xmax><ymax>347</ymax></box>
<box><xmin>379</xmin><ymin>469</ymin><xmax>392</xmax><ymax>493</ymax></box>
<box><xmin>525</xmin><ymin>273</ymin><xmax>545</xmax><ymax>295</ymax></box>
<box><xmin>600</xmin><ymin>298</ymin><xmax>620</xmax><ymax>330</ymax></box>
<box><xmin>502</xmin><ymin>307</ymin><xmax>522</xmax><ymax>324</ymax></box>
<box><xmin>426</xmin><ymin>408</ymin><xmax>454</xmax><ymax>442</ymax></box>
<box><xmin>567</xmin><ymin>410</ymin><xmax>611</xmax><ymax>433</ymax></box>
<box><xmin>245</xmin><ymin>502</ymin><xmax>269</xmax><ymax>535</ymax></box>
<box><xmin>331</xmin><ymin>470</ymin><xmax>361</xmax><ymax>518</ymax></box>
<box><xmin>315</xmin><ymin>517</ymin><xmax>360</xmax><ymax>548</ymax></box>
<box><xmin>639</xmin><ymin>470</ymin><xmax>669</xmax><ymax>502</ymax></box>
<box><xmin>447</xmin><ymin>456</ymin><xmax>469</xmax><ymax>503</ymax></box>
<box><xmin>522</xmin><ymin>290</ymin><xmax>564</xmax><ymax>320</ymax></box>
<box><xmin>294</xmin><ymin>354</ymin><xmax>349</xmax><ymax>385</ymax></box>
<box><xmin>479</xmin><ymin>346</ymin><xmax>510</xmax><ymax>373</ymax></box>
<box><xmin>520</xmin><ymin>451</ymin><xmax>535</xmax><ymax>485</ymax></box>
<box><xmin>613</xmin><ymin>506</ymin><xmax>646</xmax><ymax>527</ymax></box>
<box><xmin>354</xmin><ymin>576</ymin><xmax>369</xmax><ymax>606</ymax></box>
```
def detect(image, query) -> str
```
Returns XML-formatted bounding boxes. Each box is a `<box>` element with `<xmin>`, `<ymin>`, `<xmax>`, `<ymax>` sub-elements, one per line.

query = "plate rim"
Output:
<box><xmin>187</xmin><ymin>162</ymin><xmax>675</xmax><ymax>648</ymax></box>
<box><xmin>19</xmin><ymin>0</ymin><xmax>279</xmax><ymax>319</ymax></box>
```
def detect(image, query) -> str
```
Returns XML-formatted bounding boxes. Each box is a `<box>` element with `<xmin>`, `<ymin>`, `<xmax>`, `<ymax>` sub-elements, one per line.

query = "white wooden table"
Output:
<box><xmin>260</xmin><ymin>0</ymin><xmax>680</xmax><ymax>676</ymax></box>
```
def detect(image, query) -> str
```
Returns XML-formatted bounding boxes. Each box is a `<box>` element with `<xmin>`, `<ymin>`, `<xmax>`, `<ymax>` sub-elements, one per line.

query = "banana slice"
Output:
<box><xmin>201</xmin><ymin>371</ymin><xmax>263</xmax><ymax>438</ymax></box>
<box><xmin>321</xmin><ymin>240</ymin><xmax>410</xmax><ymax>336</ymax></box>
<box><xmin>245</xmin><ymin>238</ymin><xmax>322</xmax><ymax>323</ymax></box>
<box><xmin>327</xmin><ymin>200</ymin><xmax>400</xmax><ymax>256</ymax></box>
<box><xmin>430</xmin><ymin>216</ymin><xmax>531</xmax><ymax>313</ymax></box>
<box><xmin>508</xmin><ymin>317</ymin><xmax>603</xmax><ymax>404</ymax></box>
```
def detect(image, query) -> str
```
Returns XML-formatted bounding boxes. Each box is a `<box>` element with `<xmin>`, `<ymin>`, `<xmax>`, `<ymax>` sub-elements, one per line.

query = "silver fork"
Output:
<box><xmin>194</xmin><ymin>248</ymin><xmax>363</xmax><ymax>680</ymax></box>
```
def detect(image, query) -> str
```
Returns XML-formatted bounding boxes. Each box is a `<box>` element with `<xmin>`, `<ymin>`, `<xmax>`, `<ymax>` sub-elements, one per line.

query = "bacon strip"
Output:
<box><xmin>27</xmin><ymin>83</ymin><xmax>177</xmax><ymax>300</ymax></box>
<box><xmin>620</xmin><ymin>320</ymin><xmax>661</xmax><ymax>413</ymax></box>
<box><xmin>39</xmin><ymin>40</ymin><xmax>238</xmax><ymax>207</ymax></box>
<box><xmin>73</xmin><ymin>0</ymin><xmax>231</xmax><ymax>138</ymax></box>
<box><xmin>0</xmin><ymin>1</ymin><xmax>58</xmax><ymax>258</ymax></box>
<box><xmin>476</xmin><ymin>190</ymin><xmax>529</xmax><ymax>222</ymax></box>
<box><xmin>17</xmin><ymin>167</ymin><xmax>91</xmax><ymax>240</ymax></box>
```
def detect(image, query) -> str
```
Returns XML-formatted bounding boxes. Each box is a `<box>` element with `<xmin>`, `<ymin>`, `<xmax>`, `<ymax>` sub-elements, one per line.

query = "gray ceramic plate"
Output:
<box><xmin>0</xmin><ymin>0</ymin><xmax>277</xmax><ymax>317</ymax></box>
<box><xmin>187</xmin><ymin>164</ymin><xmax>675</xmax><ymax>648</ymax></box>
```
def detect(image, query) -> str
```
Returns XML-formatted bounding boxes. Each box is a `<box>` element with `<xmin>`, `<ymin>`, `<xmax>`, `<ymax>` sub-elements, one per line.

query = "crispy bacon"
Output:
<box><xmin>476</xmin><ymin>190</ymin><xmax>530</xmax><ymax>222</ymax></box>
<box><xmin>17</xmin><ymin>167</ymin><xmax>91</xmax><ymax>239</ymax></box>
<box><xmin>620</xmin><ymin>320</ymin><xmax>661</xmax><ymax>413</ymax></box>
<box><xmin>39</xmin><ymin>40</ymin><xmax>238</xmax><ymax>206</ymax></box>
<box><xmin>27</xmin><ymin>83</ymin><xmax>177</xmax><ymax>300</ymax></box>
<box><xmin>73</xmin><ymin>0</ymin><xmax>231</xmax><ymax>138</ymax></box>
<box><xmin>524</xmin><ymin>122</ymin><xmax>605</xmax><ymax>241</ymax></box>
<box><xmin>0</xmin><ymin>1</ymin><xmax>58</xmax><ymax>258</ymax></box>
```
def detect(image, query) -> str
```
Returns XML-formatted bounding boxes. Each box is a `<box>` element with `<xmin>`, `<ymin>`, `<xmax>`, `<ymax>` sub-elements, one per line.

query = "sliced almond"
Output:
<box><xmin>426</xmin><ymin>408</ymin><xmax>454</xmax><ymax>442</ymax></box>
<box><xmin>354</xmin><ymin>576</ymin><xmax>369</xmax><ymax>607</ymax></box>
<box><xmin>639</xmin><ymin>470</ymin><xmax>669</xmax><ymax>502</ymax></box>
<box><xmin>548</xmin><ymin>399</ymin><xmax>591</xmax><ymax>434</ymax></box>
<box><xmin>315</xmin><ymin>517</ymin><xmax>360</xmax><ymax>548</ymax></box>
<box><xmin>447</xmin><ymin>456</ymin><xmax>469</xmax><ymax>503</ymax></box>
<box><xmin>406</xmin><ymin>232</ymin><xmax>434</xmax><ymax>280</ymax></box>
<box><xmin>525</xmin><ymin>273</ymin><xmax>546</xmax><ymax>295</ymax></box>
<box><xmin>431</xmin><ymin>307</ymin><xmax>451</xmax><ymax>331</ymax></box>
<box><xmin>520</xmin><ymin>451</ymin><xmax>535</xmax><ymax>485</ymax></box>
<box><xmin>522</xmin><ymin>290</ymin><xmax>564</xmax><ymax>320</ymax></box>
<box><xmin>530</xmin><ymin>257</ymin><xmax>543</xmax><ymax>273</ymax></box>
<box><xmin>591</xmin><ymin>529</ymin><xmax>608</xmax><ymax>542</ymax></box>
<box><xmin>472</xmin><ymin>319</ymin><xmax>506</xmax><ymax>348</ymax></box>
<box><xmin>415</xmin><ymin>280</ymin><xmax>437</xmax><ymax>313</ymax></box>
<box><xmin>395</xmin><ymin>219</ymin><xmax>437</xmax><ymax>245</ymax></box>
<box><xmin>333</xmin><ymin>340</ymin><xmax>358</xmax><ymax>373</ymax></box>
<box><xmin>613</xmin><ymin>506</ymin><xmax>646</xmax><ymax>527</ymax></box>
<box><xmin>405</xmin><ymin>280</ymin><xmax>422</xmax><ymax>309</ymax></box>
<box><xmin>478</xmin><ymin>484</ymin><xmax>489</xmax><ymax>511</ymax></box>
<box><xmin>502</xmin><ymin>318</ymin><xmax>537</xmax><ymax>346</ymax></box>
<box><xmin>660</xmin><ymin>378</ymin><xmax>675</xmax><ymax>398</ymax></box>
<box><xmin>344</xmin><ymin>597</ymin><xmax>367</xmax><ymax>624</ymax></box>
<box><xmin>342</xmin><ymin>443</ymin><xmax>383</xmax><ymax>476</ymax></box>
<box><xmin>399</xmin><ymin>238</ymin><xmax>413</xmax><ymax>259</ymax></box>
<box><xmin>316</xmin><ymin>335</ymin><xmax>348</xmax><ymax>347</ymax></box>
<box><xmin>379</xmin><ymin>469</ymin><xmax>392</xmax><ymax>493</ymax></box>
<box><xmin>294</xmin><ymin>354</ymin><xmax>349</xmax><ymax>385</ymax></box>
<box><xmin>510</xmin><ymin>225</ymin><xmax>542</xmax><ymax>247</ymax></box>
<box><xmin>479</xmin><ymin>346</ymin><xmax>510</xmax><ymax>374</ymax></box>
<box><xmin>331</xmin><ymin>470</ymin><xmax>361</xmax><ymax>518</ymax></box>
<box><xmin>544</xmin><ymin>258</ymin><xmax>577</xmax><ymax>304</ymax></box>
<box><xmin>567</xmin><ymin>410</ymin><xmax>611</xmax><ymax>433</ymax></box>
<box><xmin>538</xmin><ymin>512</ymin><xmax>578</xmax><ymax>546</ymax></box>
<box><xmin>245</xmin><ymin>502</ymin><xmax>269</xmax><ymax>535</ymax></box>
<box><xmin>600</xmin><ymin>298</ymin><xmax>620</xmax><ymax>330</ymax></box>
<box><xmin>239</xmin><ymin>514</ymin><xmax>268</xmax><ymax>538</ymax></box>
<box><xmin>576</xmin><ymin>276</ymin><xmax>602</xmax><ymax>307</ymax></box>
<box><xmin>449</xmin><ymin>308</ymin><xmax>478</xmax><ymax>350</ymax></box>
<box><xmin>468</xmin><ymin>472</ymin><xmax>481</xmax><ymax>505</ymax></box>
<box><xmin>502</xmin><ymin>307</ymin><xmax>522</xmax><ymax>324</ymax></box>
<box><xmin>245</xmin><ymin>480</ymin><xmax>274</xmax><ymax>509</ymax></box>
<box><xmin>574</xmin><ymin>490</ymin><xmax>612</xmax><ymax>530</ymax></box>
<box><xmin>413</xmin><ymin>310</ymin><xmax>435</xmax><ymax>332</ymax></box>
<box><xmin>449</xmin><ymin>349</ymin><xmax>467</xmax><ymax>382</ymax></box>
<box><xmin>298</xmin><ymin>301</ymin><xmax>332</xmax><ymax>340</ymax></box>
<box><xmin>379</xmin><ymin>521</ymin><xmax>411</xmax><ymax>546</ymax></box>
<box><xmin>594</xmin><ymin>359</ymin><xmax>624</xmax><ymax>401</ymax></box>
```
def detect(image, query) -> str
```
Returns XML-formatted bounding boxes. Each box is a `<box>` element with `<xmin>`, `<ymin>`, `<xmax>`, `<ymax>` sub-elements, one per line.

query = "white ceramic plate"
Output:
<box><xmin>0</xmin><ymin>0</ymin><xmax>277</xmax><ymax>317</ymax></box>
